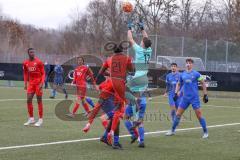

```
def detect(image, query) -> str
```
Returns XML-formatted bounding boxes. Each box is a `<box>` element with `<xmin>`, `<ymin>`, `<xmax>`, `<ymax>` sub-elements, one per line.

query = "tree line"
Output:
<box><xmin>0</xmin><ymin>0</ymin><xmax>240</xmax><ymax>57</ymax></box>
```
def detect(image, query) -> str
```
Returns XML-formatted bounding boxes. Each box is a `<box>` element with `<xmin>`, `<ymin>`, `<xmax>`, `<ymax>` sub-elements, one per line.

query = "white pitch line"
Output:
<box><xmin>0</xmin><ymin>122</ymin><xmax>239</xmax><ymax>151</ymax></box>
<box><xmin>150</xmin><ymin>101</ymin><xmax>240</xmax><ymax>109</ymax></box>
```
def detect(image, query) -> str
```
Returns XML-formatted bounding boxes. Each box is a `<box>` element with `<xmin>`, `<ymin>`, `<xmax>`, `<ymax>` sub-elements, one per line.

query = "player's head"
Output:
<box><xmin>114</xmin><ymin>45</ymin><xmax>123</xmax><ymax>54</ymax></box>
<box><xmin>77</xmin><ymin>57</ymin><xmax>84</xmax><ymax>65</ymax></box>
<box><xmin>142</xmin><ymin>37</ymin><xmax>152</xmax><ymax>49</ymax></box>
<box><xmin>27</xmin><ymin>48</ymin><xmax>35</xmax><ymax>60</ymax></box>
<box><xmin>171</xmin><ymin>63</ymin><xmax>177</xmax><ymax>72</ymax></box>
<box><xmin>55</xmin><ymin>59</ymin><xmax>60</xmax><ymax>65</ymax></box>
<box><xmin>186</xmin><ymin>58</ymin><xmax>194</xmax><ymax>70</ymax></box>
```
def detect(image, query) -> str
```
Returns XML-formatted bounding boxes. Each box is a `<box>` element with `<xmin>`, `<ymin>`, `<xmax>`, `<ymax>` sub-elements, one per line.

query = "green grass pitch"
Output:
<box><xmin>0</xmin><ymin>86</ymin><xmax>239</xmax><ymax>160</ymax></box>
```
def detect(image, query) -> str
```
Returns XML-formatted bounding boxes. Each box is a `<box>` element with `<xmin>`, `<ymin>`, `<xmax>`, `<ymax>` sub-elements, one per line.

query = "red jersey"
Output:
<box><xmin>23</xmin><ymin>57</ymin><xmax>45</xmax><ymax>85</ymax></box>
<box><xmin>103</xmin><ymin>53</ymin><xmax>133</xmax><ymax>80</ymax></box>
<box><xmin>73</xmin><ymin>65</ymin><xmax>95</xmax><ymax>87</ymax></box>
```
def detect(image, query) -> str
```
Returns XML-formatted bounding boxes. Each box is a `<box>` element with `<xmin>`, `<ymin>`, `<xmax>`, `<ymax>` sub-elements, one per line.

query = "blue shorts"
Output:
<box><xmin>179</xmin><ymin>97</ymin><xmax>201</xmax><ymax>110</ymax></box>
<box><xmin>125</xmin><ymin>96</ymin><xmax>146</xmax><ymax>119</ymax></box>
<box><xmin>101</xmin><ymin>96</ymin><xmax>115</xmax><ymax>114</ymax></box>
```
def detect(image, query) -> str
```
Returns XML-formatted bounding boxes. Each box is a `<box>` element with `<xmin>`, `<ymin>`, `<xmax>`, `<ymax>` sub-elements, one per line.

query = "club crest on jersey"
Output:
<box><xmin>28</xmin><ymin>67</ymin><xmax>36</xmax><ymax>71</ymax></box>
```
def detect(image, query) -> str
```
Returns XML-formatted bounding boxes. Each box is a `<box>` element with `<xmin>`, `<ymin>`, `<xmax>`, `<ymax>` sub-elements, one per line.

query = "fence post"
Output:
<box><xmin>154</xmin><ymin>34</ymin><xmax>158</xmax><ymax>61</ymax></box>
<box><xmin>226</xmin><ymin>41</ymin><xmax>229</xmax><ymax>72</ymax></box>
<box><xmin>181</xmin><ymin>36</ymin><xmax>184</xmax><ymax>57</ymax></box>
<box><xmin>204</xmin><ymin>39</ymin><xmax>208</xmax><ymax>70</ymax></box>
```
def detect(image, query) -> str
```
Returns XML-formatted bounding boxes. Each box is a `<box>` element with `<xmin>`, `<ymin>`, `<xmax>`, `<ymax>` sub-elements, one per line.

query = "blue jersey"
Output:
<box><xmin>54</xmin><ymin>65</ymin><xmax>64</xmax><ymax>84</ymax></box>
<box><xmin>166</xmin><ymin>72</ymin><xmax>181</xmax><ymax>96</ymax></box>
<box><xmin>179</xmin><ymin>70</ymin><xmax>203</xmax><ymax>99</ymax></box>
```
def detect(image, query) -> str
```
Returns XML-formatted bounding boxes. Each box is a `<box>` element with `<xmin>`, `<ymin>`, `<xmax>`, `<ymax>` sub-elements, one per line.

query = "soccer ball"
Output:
<box><xmin>122</xmin><ymin>1</ymin><xmax>133</xmax><ymax>13</ymax></box>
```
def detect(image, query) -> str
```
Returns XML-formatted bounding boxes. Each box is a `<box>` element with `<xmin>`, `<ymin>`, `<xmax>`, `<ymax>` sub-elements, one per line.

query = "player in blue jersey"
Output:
<box><xmin>166</xmin><ymin>58</ymin><xmax>209</xmax><ymax>138</ymax></box>
<box><xmin>164</xmin><ymin>63</ymin><xmax>182</xmax><ymax>122</ymax></box>
<box><xmin>49</xmin><ymin>60</ymin><xmax>68</xmax><ymax>99</ymax></box>
<box><xmin>124</xmin><ymin>19</ymin><xmax>152</xmax><ymax>148</ymax></box>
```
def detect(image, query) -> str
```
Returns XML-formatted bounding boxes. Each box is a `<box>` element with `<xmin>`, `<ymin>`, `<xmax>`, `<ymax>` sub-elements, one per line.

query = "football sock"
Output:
<box><xmin>72</xmin><ymin>103</ymin><xmax>80</xmax><ymax>114</ymax></box>
<box><xmin>124</xmin><ymin>120</ymin><xmax>135</xmax><ymax>138</ymax></box>
<box><xmin>199</xmin><ymin>117</ymin><xmax>208</xmax><ymax>133</ymax></box>
<box><xmin>86</xmin><ymin>97</ymin><xmax>95</xmax><ymax>108</ymax></box>
<box><xmin>37</xmin><ymin>101</ymin><xmax>43</xmax><ymax>119</ymax></box>
<box><xmin>172</xmin><ymin>115</ymin><xmax>181</xmax><ymax>132</ymax></box>
<box><xmin>27</xmin><ymin>102</ymin><xmax>33</xmax><ymax>118</ymax></box>
<box><xmin>171</xmin><ymin>109</ymin><xmax>176</xmax><ymax>122</ymax></box>
<box><xmin>138</xmin><ymin>125</ymin><xmax>145</xmax><ymax>143</ymax></box>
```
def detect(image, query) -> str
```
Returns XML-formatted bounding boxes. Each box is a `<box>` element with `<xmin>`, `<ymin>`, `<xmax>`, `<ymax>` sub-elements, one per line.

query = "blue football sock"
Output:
<box><xmin>124</xmin><ymin>120</ymin><xmax>135</xmax><ymax>138</ymax></box>
<box><xmin>51</xmin><ymin>89</ymin><xmax>56</xmax><ymax>97</ymax></box>
<box><xmin>86</xmin><ymin>97</ymin><xmax>94</xmax><ymax>108</ymax></box>
<box><xmin>103</xmin><ymin>130</ymin><xmax>108</xmax><ymax>139</ymax></box>
<box><xmin>199</xmin><ymin>117</ymin><xmax>208</xmax><ymax>133</ymax></box>
<box><xmin>171</xmin><ymin>110</ymin><xmax>176</xmax><ymax>122</ymax></box>
<box><xmin>114</xmin><ymin>136</ymin><xmax>119</xmax><ymax>144</ymax></box>
<box><xmin>138</xmin><ymin>125</ymin><xmax>144</xmax><ymax>143</ymax></box>
<box><xmin>172</xmin><ymin>115</ymin><xmax>181</xmax><ymax>132</ymax></box>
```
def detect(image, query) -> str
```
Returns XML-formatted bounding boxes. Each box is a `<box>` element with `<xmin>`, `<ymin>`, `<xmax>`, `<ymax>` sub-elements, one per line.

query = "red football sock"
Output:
<box><xmin>88</xmin><ymin>102</ymin><xmax>101</xmax><ymax>124</ymax></box>
<box><xmin>37</xmin><ymin>102</ymin><xmax>43</xmax><ymax>119</ymax></box>
<box><xmin>134</xmin><ymin>128</ymin><xmax>139</xmax><ymax>138</ymax></box>
<box><xmin>82</xmin><ymin>102</ymin><xmax>90</xmax><ymax>113</ymax></box>
<box><xmin>100</xmin><ymin>114</ymin><xmax>109</xmax><ymax>129</ymax></box>
<box><xmin>72</xmin><ymin>103</ymin><xmax>80</xmax><ymax>114</ymax></box>
<box><xmin>111</xmin><ymin>110</ymin><xmax>122</xmax><ymax>132</ymax></box>
<box><xmin>27</xmin><ymin>102</ymin><xmax>33</xmax><ymax>118</ymax></box>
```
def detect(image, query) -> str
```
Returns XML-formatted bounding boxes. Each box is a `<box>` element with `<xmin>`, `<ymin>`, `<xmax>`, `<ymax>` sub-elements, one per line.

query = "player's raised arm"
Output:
<box><xmin>127</xmin><ymin>21</ymin><xmax>136</xmax><ymax>46</ymax></box>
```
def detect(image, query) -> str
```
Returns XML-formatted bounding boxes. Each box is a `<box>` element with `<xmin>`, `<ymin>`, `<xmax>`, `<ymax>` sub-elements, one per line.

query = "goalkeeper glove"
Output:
<box><xmin>203</xmin><ymin>94</ymin><xmax>209</xmax><ymax>103</ymax></box>
<box><xmin>128</xmin><ymin>20</ymin><xmax>133</xmax><ymax>30</ymax></box>
<box><xmin>138</xmin><ymin>19</ymin><xmax>144</xmax><ymax>30</ymax></box>
<box><xmin>173</xmin><ymin>93</ymin><xmax>178</xmax><ymax>102</ymax></box>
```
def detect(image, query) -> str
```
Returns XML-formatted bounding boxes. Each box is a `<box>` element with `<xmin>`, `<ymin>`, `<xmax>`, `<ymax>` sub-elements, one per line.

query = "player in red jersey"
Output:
<box><xmin>83</xmin><ymin>45</ymin><xmax>134</xmax><ymax>148</ymax></box>
<box><xmin>66</xmin><ymin>57</ymin><xmax>98</xmax><ymax>118</ymax></box>
<box><xmin>23</xmin><ymin>48</ymin><xmax>45</xmax><ymax>127</ymax></box>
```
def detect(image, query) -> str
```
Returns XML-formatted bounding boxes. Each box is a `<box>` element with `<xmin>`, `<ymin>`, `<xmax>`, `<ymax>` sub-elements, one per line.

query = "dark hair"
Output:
<box><xmin>114</xmin><ymin>45</ymin><xmax>123</xmax><ymax>53</ymax></box>
<box><xmin>143</xmin><ymin>37</ymin><xmax>152</xmax><ymax>48</ymax></box>
<box><xmin>186</xmin><ymin>58</ymin><xmax>194</xmax><ymax>63</ymax></box>
<box><xmin>27</xmin><ymin>48</ymin><xmax>34</xmax><ymax>53</ymax></box>
<box><xmin>78</xmin><ymin>56</ymin><xmax>84</xmax><ymax>63</ymax></box>
<box><xmin>171</xmin><ymin>63</ymin><xmax>177</xmax><ymax>66</ymax></box>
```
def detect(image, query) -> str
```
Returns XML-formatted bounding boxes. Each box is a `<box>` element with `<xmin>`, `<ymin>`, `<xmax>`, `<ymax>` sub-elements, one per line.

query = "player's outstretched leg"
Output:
<box><xmin>166</xmin><ymin>108</ymin><xmax>185</xmax><ymax>136</ymax></box>
<box><xmin>24</xmin><ymin>93</ymin><xmax>35</xmax><ymax>126</ymax></box>
<box><xmin>137</xmin><ymin>97</ymin><xmax>146</xmax><ymax>148</ymax></box>
<box><xmin>124</xmin><ymin>104</ymin><xmax>138</xmax><ymax>143</ymax></box>
<box><xmin>82</xmin><ymin>101</ymin><xmax>102</xmax><ymax>133</ymax></box>
<box><xmin>195</xmin><ymin>108</ymin><xmax>208</xmax><ymax>138</ymax></box>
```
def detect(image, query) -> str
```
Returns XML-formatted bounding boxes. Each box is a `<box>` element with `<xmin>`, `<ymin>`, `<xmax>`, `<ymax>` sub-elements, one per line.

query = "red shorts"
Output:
<box><xmin>76</xmin><ymin>86</ymin><xmax>87</xmax><ymax>99</ymax></box>
<box><xmin>27</xmin><ymin>83</ymin><xmax>43</xmax><ymax>96</ymax></box>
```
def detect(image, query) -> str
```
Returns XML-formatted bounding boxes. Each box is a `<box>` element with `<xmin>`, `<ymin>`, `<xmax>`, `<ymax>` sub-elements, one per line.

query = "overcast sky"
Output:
<box><xmin>0</xmin><ymin>0</ymin><xmax>90</xmax><ymax>29</ymax></box>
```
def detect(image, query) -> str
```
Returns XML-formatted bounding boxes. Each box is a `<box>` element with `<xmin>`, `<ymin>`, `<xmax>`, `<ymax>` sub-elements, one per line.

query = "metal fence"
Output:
<box><xmin>145</xmin><ymin>35</ymin><xmax>240</xmax><ymax>73</ymax></box>
<box><xmin>1</xmin><ymin>35</ymin><xmax>240</xmax><ymax>72</ymax></box>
